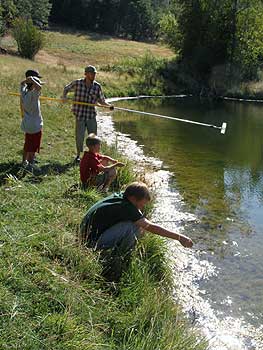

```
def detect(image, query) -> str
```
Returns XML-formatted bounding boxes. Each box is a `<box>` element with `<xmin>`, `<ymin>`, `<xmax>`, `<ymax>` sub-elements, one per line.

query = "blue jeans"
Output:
<box><xmin>94</xmin><ymin>221</ymin><xmax>140</xmax><ymax>253</ymax></box>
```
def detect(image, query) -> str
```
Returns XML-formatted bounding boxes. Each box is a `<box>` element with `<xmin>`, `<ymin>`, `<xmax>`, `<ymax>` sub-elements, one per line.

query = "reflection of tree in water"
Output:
<box><xmin>223</xmin><ymin>102</ymin><xmax>263</xmax><ymax>205</ymax></box>
<box><xmin>113</xmin><ymin>98</ymin><xmax>263</xmax><ymax>250</ymax></box>
<box><xmin>114</xmin><ymin>104</ymin><xmax>231</xmax><ymax>222</ymax></box>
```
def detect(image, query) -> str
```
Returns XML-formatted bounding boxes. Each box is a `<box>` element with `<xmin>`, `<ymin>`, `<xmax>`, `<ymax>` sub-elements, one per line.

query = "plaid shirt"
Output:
<box><xmin>63</xmin><ymin>79</ymin><xmax>105</xmax><ymax>119</ymax></box>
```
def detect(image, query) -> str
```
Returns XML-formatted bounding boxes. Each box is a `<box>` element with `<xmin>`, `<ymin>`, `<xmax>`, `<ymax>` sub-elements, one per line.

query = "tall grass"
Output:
<box><xmin>101</xmin><ymin>53</ymin><xmax>169</xmax><ymax>95</ymax></box>
<box><xmin>0</xmin><ymin>46</ymin><xmax>206</xmax><ymax>349</ymax></box>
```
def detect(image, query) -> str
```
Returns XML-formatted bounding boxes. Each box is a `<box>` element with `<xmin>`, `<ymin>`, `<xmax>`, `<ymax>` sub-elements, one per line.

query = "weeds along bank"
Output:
<box><xmin>0</xmin><ymin>170</ymin><xmax>206</xmax><ymax>349</ymax></box>
<box><xmin>0</xmin><ymin>55</ymin><xmax>206</xmax><ymax>349</ymax></box>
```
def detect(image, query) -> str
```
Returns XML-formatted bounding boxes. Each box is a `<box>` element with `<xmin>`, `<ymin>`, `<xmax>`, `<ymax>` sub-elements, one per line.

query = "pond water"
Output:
<box><xmin>108</xmin><ymin>97</ymin><xmax>263</xmax><ymax>349</ymax></box>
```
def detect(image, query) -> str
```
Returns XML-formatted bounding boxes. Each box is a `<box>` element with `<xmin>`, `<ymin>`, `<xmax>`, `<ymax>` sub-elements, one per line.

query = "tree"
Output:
<box><xmin>50</xmin><ymin>0</ymin><xmax>165</xmax><ymax>39</ymax></box>
<box><xmin>0</xmin><ymin>0</ymin><xmax>51</xmax><ymax>37</ymax></box>
<box><xmin>160</xmin><ymin>1</ymin><xmax>231</xmax><ymax>81</ymax></box>
<box><xmin>13</xmin><ymin>0</ymin><xmax>51</xmax><ymax>26</ymax></box>
<box><xmin>0</xmin><ymin>0</ymin><xmax>17</xmax><ymax>30</ymax></box>
<box><xmin>12</xmin><ymin>18</ymin><xmax>45</xmax><ymax>59</ymax></box>
<box><xmin>233</xmin><ymin>1</ymin><xmax>263</xmax><ymax>80</ymax></box>
<box><xmin>159</xmin><ymin>9</ymin><xmax>179</xmax><ymax>49</ymax></box>
<box><xmin>160</xmin><ymin>0</ymin><xmax>263</xmax><ymax>86</ymax></box>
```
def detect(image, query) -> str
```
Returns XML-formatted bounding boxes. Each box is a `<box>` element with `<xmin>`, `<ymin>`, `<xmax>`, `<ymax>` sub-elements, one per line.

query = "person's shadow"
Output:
<box><xmin>0</xmin><ymin>161</ymin><xmax>75</xmax><ymax>185</ymax></box>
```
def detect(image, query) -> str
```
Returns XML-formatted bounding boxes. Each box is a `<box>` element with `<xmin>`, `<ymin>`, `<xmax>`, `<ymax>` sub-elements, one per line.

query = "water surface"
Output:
<box><xmin>110</xmin><ymin>97</ymin><xmax>263</xmax><ymax>349</ymax></box>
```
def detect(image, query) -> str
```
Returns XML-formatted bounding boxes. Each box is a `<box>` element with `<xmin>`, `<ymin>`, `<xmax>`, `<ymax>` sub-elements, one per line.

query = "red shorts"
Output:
<box><xmin>24</xmin><ymin>131</ymin><xmax>42</xmax><ymax>153</ymax></box>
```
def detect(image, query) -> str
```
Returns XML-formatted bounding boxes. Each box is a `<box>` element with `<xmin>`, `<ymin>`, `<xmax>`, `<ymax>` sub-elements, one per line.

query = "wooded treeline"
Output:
<box><xmin>50</xmin><ymin>0</ymin><xmax>168</xmax><ymax>40</ymax></box>
<box><xmin>0</xmin><ymin>0</ymin><xmax>51</xmax><ymax>31</ymax></box>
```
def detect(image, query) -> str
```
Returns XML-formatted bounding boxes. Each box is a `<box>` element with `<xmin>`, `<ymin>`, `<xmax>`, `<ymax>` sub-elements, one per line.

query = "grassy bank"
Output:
<box><xmin>0</xmin><ymin>31</ymin><xmax>206</xmax><ymax>349</ymax></box>
<box><xmin>0</xmin><ymin>158</ymin><xmax>205</xmax><ymax>349</ymax></box>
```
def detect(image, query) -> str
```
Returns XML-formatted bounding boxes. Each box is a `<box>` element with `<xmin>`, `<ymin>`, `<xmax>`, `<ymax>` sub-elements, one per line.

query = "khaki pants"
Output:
<box><xmin>75</xmin><ymin>117</ymin><xmax>97</xmax><ymax>154</ymax></box>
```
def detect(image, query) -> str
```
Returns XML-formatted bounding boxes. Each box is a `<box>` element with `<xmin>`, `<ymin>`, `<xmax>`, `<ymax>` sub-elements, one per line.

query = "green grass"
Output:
<box><xmin>43</xmin><ymin>29</ymin><xmax>173</xmax><ymax>66</ymax></box>
<box><xmin>0</xmin><ymin>32</ymin><xmax>206</xmax><ymax>350</ymax></box>
<box><xmin>1</xmin><ymin>28</ymin><xmax>175</xmax><ymax>97</ymax></box>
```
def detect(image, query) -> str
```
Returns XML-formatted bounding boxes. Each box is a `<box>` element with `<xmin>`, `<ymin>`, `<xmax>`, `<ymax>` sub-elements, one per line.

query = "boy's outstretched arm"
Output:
<box><xmin>101</xmin><ymin>155</ymin><xmax>124</xmax><ymax>164</ymax></box>
<box><xmin>135</xmin><ymin>218</ymin><xmax>193</xmax><ymax>248</ymax></box>
<box><xmin>99</xmin><ymin>162</ymin><xmax>125</xmax><ymax>172</ymax></box>
<box><xmin>101</xmin><ymin>155</ymin><xmax>116</xmax><ymax>163</ymax></box>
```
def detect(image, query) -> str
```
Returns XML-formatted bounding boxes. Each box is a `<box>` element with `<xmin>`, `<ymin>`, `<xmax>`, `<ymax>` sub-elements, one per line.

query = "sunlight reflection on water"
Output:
<box><xmin>98</xmin><ymin>102</ymin><xmax>262</xmax><ymax>350</ymax></box>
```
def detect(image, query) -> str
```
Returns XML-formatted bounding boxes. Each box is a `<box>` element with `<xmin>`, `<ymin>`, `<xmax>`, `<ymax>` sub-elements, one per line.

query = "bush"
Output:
<box><xmin>12</xmin><ymin>18</ymin><xmax>44</xmax><ymax>59</ymax></box>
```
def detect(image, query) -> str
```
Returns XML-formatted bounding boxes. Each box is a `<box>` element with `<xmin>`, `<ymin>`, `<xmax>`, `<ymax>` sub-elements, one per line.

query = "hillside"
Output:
<box><xmin>1</xmin><ymin>29</ymin><xmax>174</xmax><ymax>97</ymax></box>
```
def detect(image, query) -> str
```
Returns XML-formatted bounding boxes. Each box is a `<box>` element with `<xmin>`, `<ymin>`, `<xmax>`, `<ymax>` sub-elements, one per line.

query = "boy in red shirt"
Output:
<box><xmin>80</xmin><ymin>134</ymin><xmax>124</xmax><ymax>191</ymax></box>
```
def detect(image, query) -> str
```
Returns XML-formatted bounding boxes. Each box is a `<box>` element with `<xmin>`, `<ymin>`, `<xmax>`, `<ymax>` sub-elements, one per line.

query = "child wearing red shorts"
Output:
<box><xmin>20</xmin><ymin>70</ymin><xmax>44</xmax><ymax>167</ymax></box>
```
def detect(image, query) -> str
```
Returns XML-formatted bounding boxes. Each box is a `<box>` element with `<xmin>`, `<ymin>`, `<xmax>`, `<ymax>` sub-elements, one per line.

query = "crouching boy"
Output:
<box><xmin>80</xmin><ymin>182</ymin><xmax>193</xmax><ymax>255</ymax></box>
<box><xmin>80</xmin><ymin>134</ymin><xmax>125</xmax><ymax>191</ymax></box>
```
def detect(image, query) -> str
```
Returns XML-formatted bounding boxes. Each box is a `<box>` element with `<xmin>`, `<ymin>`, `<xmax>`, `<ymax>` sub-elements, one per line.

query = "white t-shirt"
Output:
<box><xmin>20</xmin><ymin>84</ymin><xmax>43</xmax><ymax>134</ymax></box>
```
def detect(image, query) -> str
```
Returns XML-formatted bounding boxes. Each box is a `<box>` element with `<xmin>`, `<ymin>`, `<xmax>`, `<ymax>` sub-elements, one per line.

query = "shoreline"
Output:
<box><xmin>102</xmin><ymin>96</ymin><xmax>261</xmax><ymax>350</ymax></box>
<box><xmin>99</xmin><ymin>96</ymin><xmax>209</xmax><ymax>348</ymax></box>
<box><xmin>222</xmin><ymin>95</ymin><xmax>263</xmax><ymax>103</ymax></box>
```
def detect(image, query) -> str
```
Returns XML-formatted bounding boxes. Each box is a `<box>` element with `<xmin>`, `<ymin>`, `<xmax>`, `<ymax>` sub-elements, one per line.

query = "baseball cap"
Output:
<box><xmin>85</xmin><ymin>65</ymin><xmax>97</xmax><ymax>74</ymax></box>
<box><xmin>25</xmin><ymin>69</ymin><xmax>42</xmax><ymax>78</ymax></box>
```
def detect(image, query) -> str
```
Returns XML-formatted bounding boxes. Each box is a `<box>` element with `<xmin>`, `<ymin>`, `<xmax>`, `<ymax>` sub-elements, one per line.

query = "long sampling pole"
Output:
<box><xmin>9</xmin><ymin>93</ymin><xmax>227</xmax><ymax>134</ymax></box>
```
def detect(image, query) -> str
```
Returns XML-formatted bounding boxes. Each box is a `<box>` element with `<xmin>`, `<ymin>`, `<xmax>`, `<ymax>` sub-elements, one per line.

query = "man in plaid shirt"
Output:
<box><xmin>63</xmin><ymin>65</ymin><xmax>114</xmax><ymax>163</ymax></box>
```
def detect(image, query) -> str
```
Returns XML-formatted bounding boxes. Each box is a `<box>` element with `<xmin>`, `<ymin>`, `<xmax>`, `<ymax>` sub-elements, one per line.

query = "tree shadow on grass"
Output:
<box><xmin>0</xmin><ymin>161</ymin><xmax>76</xmax><ymax>186</ymax></box>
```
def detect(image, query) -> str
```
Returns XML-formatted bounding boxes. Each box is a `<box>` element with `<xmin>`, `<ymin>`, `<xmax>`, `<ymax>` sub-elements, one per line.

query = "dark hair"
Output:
<box><xmin>123</xmin><ymin>182</ymin><xmax>151</xmax><ymax>201</ymax></box>
<box><xmin>86</xmin><ymin>133</ymin><xmax>101</xmax><ymax>147</ymax></box>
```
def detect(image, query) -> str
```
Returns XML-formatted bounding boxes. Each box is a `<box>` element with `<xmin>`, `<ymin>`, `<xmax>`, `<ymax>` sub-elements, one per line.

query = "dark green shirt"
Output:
<box><xmin>80</xmin><ymin>193</ymin><xmax>144</xmax><ymax>242</ymax></box>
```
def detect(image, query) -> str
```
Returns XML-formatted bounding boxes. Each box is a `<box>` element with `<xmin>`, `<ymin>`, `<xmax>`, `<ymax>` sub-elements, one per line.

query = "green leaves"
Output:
<box><xmin>50</xmin><ymin>0</ymin><xmax>165</xmax><ymax>40</ymax></box>
<box><xmin>234</xmin><ymin>2</ymin><xmax>263</xmax><ymax>80</ymax></box>
<box><xmin>159</xmin><ymin>0</ymin><xmax>263</xmax><ymax>85</ymax></box>
<box><xmin>12</xmin><ymin>18</ymin><xmax>45</xmax><ymax>60</ymax></box>
<box><xmin>0</xmin><ymin>0</ymin><xmax>51</xmax><ymax>37</ymax></box>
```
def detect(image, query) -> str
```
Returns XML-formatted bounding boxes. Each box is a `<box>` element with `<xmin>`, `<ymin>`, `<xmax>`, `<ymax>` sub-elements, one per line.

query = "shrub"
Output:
<box><xmin>12</xmin><ymin>18</ymin><xmax>44</xmax><ymax>59</ymax></box>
